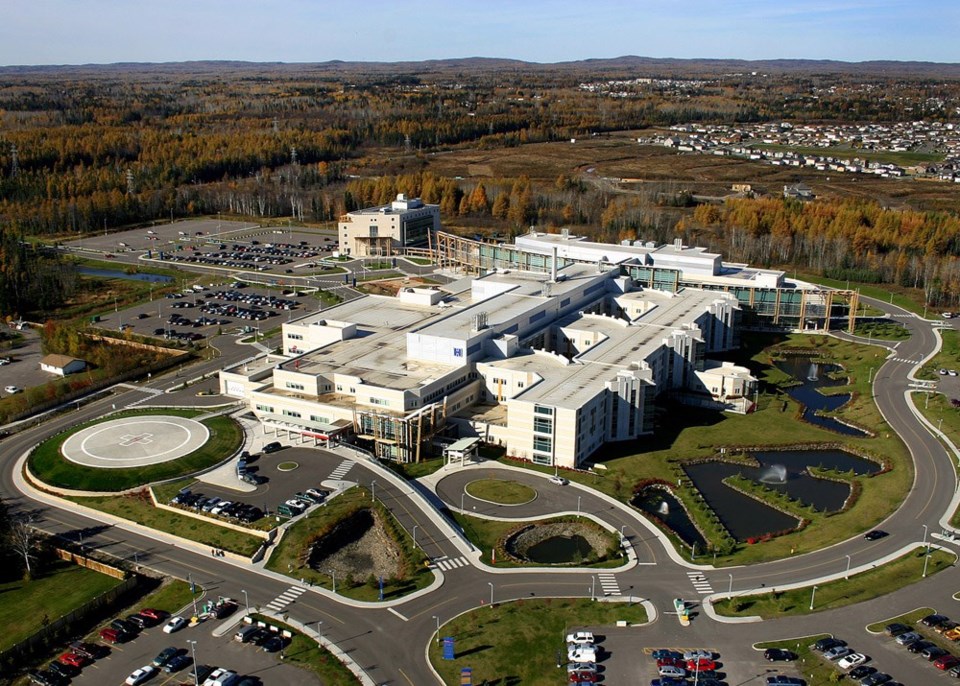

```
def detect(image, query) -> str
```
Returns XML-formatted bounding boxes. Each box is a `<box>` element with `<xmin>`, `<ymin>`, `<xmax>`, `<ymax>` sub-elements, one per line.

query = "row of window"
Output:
<box><xmin>285</xmin><ymin>382</ymin><xmax>305</xmax><ymax>391</ymax></box>
<box><xmin>287</xmin><ymin>333</ymin><xmax>304</xmax><ymax>340</ymax></box>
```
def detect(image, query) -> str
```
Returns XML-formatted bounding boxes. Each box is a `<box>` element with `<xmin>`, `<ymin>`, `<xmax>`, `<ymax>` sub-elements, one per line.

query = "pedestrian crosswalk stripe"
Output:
<box><xmin>598</xmin><ymin>572</ymin><xmax>620</xmax><ymax>596</ymax></box>
<box><xmin>265</xmin><ymin>586</ymin><xmax>305</xmax><ymax>610</ymax></box>
<box><xmin>433</xmin><ymin>556</ymin><xmax>469</xmax><ymax>571</ymax></box>
<box><xmin>687</xmin><ymin>571</ymin><xmax>714</xmax><ymax>594</ymax></box>
<box><xmin>329</xmin><ymin>460</ymin><xmax>353</xmax><ymax>479</ymax></box>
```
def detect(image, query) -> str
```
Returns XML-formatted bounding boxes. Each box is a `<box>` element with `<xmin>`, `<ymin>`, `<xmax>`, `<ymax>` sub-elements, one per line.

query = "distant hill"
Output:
<box><xmin>2</xmin><ymin>55</ymin><xmax>959</xmax><ymax>78</ymax></box>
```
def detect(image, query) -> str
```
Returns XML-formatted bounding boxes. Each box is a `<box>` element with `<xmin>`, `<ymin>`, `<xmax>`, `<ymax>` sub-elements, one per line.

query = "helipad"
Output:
<box><xmin>61</xmin><ymin>415</ymin><xmax>210</xmax><ymax>469</ymax></box>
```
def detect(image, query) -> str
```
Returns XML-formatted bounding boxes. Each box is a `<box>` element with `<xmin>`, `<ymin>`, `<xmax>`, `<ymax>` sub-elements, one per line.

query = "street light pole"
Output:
<box><xmin>330</xmin><ymin>569</ymin><xmax>337</xmax><ymax>594</ymax></box>
<box><xmin>432</xmin><ymin>615</ymin><xmax>440</xmax><ymax>644</ymax></box>
<box><xmin>809</xmin><ymin>585</ymin><xmax>818</xmax><ymax>611</ymax></box>
<box><xmin>577</xmin><ymin>495</ymin><xmax>581</xmax><ymax>519</ymax></box>
<box><xmin>371</xmin><ymin>480</ymin><xmax>377</xmax><ymax>502</ymax></box>
<box><xmin>188</xmin><ymin>640</ymin><xmax>199</xmax><ymax>686</ymax></box>
<box><xmin>242</xmin><ymin>589</ymin><xmax>249</xmax><ymax>614</ymax></box>
<box><xmin>923</xmin><ymin>546</ymin><xmax>931</xmax><ymax>578</ymax></box>
<box><xmin>412</xmin><ymin>525</ymin><xmax>418</xmax><ymax>549</ymax></box>
<box><xmin>728</xmin><ymin>574</ymin><xmax>733</xmax><ymax>594</ymax></box>
<box><xmin>845</xmin><ymin>555</ymin><xmax>851</xmax><ymax>580</ymax></box>
<box><xmin>460</xmin><ymin>491</ymin><xmax>466</xmax><ymax>512</ymax></box>
<box><xmin>488</xmin><ymin>582</ymin><xmax>494</xmax><ymax>607</ymax></box>
<box><xmin>591</xmin><ymin>576</ymin><xmax>597</xmax><ymax>601</ymax></box>
<box><xmin>923</xmin><ymin>524</ymin><xmax>929</xmax><ymax>546</ymax></box>
<box><xmin>316</xmin><ymin>621</ymin><xmax>323</xmax><ymax>640</ymax></box>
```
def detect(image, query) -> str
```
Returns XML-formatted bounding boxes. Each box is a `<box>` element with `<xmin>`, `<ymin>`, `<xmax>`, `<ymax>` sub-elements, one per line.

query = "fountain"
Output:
<box><xmin>759</xmin><ymin>464</ymin><xmax>789</xmax><ymax>484</ymax></box>
<box><xmin>807</xmin><ymin>362</ymin><xmax>819</xmax><ymax>382</ymax></box>
<box><xmin>658</xmin><ymin>501</ymin><xmax>670</xmax><ymax>516</ymax></box>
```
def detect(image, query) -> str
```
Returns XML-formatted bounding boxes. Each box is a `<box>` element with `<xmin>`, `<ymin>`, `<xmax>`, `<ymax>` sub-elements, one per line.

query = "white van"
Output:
<box><xmin>234</xmin><ymin>625</ymin><xmax>258</xmax><ymax>643</ymax></box>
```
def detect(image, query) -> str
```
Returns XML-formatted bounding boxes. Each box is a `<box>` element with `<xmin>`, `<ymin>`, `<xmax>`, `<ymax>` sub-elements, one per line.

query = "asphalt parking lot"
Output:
<box><xmin>65</xmin><ymin>609</ymin><xmax>319</xmax><ymax>686</ymax></box>
<box><xmin>0</xmin><ymin>327</ymin><xmax>49</xmax><ymax>397</ymax></box>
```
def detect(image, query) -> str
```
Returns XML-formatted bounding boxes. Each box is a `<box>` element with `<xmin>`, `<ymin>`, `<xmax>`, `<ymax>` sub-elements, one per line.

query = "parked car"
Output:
<box><xmin>163</xmin><ymin>654</ymin><xmax>193</xmax><ymax>673</ymax></box>
<box><xmin>566</xmin><ymin>631</ymin><xmax>595</xmax><ymax>644</ymax></box>
<box><xmin>652</xmin><ymin>649</ymin><xmax>683</xmax><ymax>661</ymax></box>
<box><xmin>935</xmin><ymin>654</ymin><xmax>960</xmax><ymax>670</ymax></box>
<box><xmin>907</xmin><ymin>639</ymin><xmax>935</xmax><ymax>654</ymax></box>
<box><xmin>861</xmin><ymin>674</ymin><xmax>892</xmax><ymax>686</ymax></box>
<box><xmin>657</xmin><ymin>665</ymin><xmax>686</xmax><ymax>679</ymax></box>
<box><xmin>813</xmin><ymin>637</ymin><xmax>846</xmax><ymax>652</ymax></box>
<box><xmin>823</xmin><ymin>646</ymin><xmax>853</xmax><ymax>661</ymax></box>
<box><xmin>262</xmin><ymin>635</ymin><xmax>288</xmax><ymax>653</ymax></box>
<box><xmin>764</xmin><ymin>648</ymin><xmax>797</xmax><ymax>661</ymax></box>
<box><xmin>111</xmin><ymin>618</ymin><xmax>138</xmax><ymax>634</ymax></box>
<box><xmin>895</xmin><ymin>631</ymin><xmax>921</xmax><ymax>645</ymax></box>
<box><xmin>683</xmin><ymin>649</ymin><xmax>713</xmax><ymax>661</ymax></box>
<box><xmin>58</xmin><ymin>652</ymin><xmax>86</xmax><ymax>668</ymax></box>
<box><xmin>838</xmin><ymin>653</ymin><xmax>867</xmax><ymax>670</ymax></box>
<box><xmin>920</xmin><ymin>613</ymin><xmax>950</xmax><ymax>628</ymax></box>
<box><xmin>68</xmin><ymin>641</ymin><xmax>103</xmax><ymax>660</ymax></box>
<box><xmin>766</xmin><ymin>677</ymin><xmax>806</xmax><ymax>686</ymax></box>
<box><xmin>152</xmin><ymin>647</ymin><xmax>179</xmax><ymax>667</ymax></box>
<box><xmin>848</xmin><ymin>665</ymin><xmax>876</xmax><ymax>681</ymax></box>
<box><xmin>550</xmin><ymin>475</ymin><xmax>569</xmax><ymax>485</ymax></box>
<box><xmin>922</xmin><ymin>645</ymin><xmax>948</xmax><ymax>661</ymax></box>
<box><xmin>124</xmin><ymin>665</ymin><xmax>156</xmax><ymax>685</ymax></box>
<box><xmin>263</xmin><ymin>441</ymin><xmax>283</xmax><ymax>453</ymax></box>
<box><xmin>884</xmin><ymin>622</ymin><xmax>910</xmax><ymax>636</ymax></box>
<box><xmin>99</xmin><ymin>627</ymin><xmax>128</xmax><ymax>644</ymax></box>
<box><xmin>46</xmin><ymin>662</ymin><xmax>78</xmax><ymax>679</ymax></box>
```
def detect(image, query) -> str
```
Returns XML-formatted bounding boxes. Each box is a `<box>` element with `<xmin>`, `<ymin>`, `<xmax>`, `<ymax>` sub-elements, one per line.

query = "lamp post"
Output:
<box><xmin>728</xmin><ymin>574</ymin><xmax>733</xmax><ymax>595</ymax></box>
<box><xmin>412</xmin><ymin>525</ymin><xmax>418</xmax><ymax>549</ymax></box>
<box><xmin>620</xmin><ymin>525</ymin><xmax>627</xmax><ymax>542</ymax></box>
<box><xmin>432</xmin><ymin>615</ymin><xmax>440</xmax><ymax>644</ymax></box>
<box><xmin>316</xmin><ymin>621</ymin><xmax>323</xmax><ymax>640</ymax></box>
<box><xmin>330</xmin><ymin>569</ymin><xmax>337</xmax><ymax>594</ymax></box>
<box><xmin>923</xmin><ymin>545</ymin><xmax>932</xmax><ymax>578</ymax></box>
<box><xmin>488</xmin><ymin>582</ymin><xmax>494</xmax><ymax>607</ymax></box>
<box><xmin>188</xmin><ymin>640</ymin><xmax>199</xmax><ymax>686</ymax></box>
<box><xmin>923</xmin><ymin>524</ymin><xmax>929</xmax><ymax>546</ymax></box>
<box><xmin>577</xmin><ymin>495</ymin><xmax>581</xmax><ymax>519</ymax></box>
<box><xmin>845</xmin><ymin>555</ymin><xmax>852</xmax><ymax>580</ymax></box>
<box><xmin>371</xmin><ymin>480</ymin><xmax>377</xmax><ymax>502</ymax></box>
<box><xmin>460</xmin><ymin>491</ymin><xmax>466</xmax><ymax>512</ymax></box>
<box><xmin>242</xmin><ymin>589</ymin><xmax>249</xmax><ymax>614</ymax></box>
<box><xmin>809</xmin><ymin>585</ymin><xmax>818</xmax><ymax>611</ymax></box>
<box><xmin>591</xmin><ymin>576</ymin><xmax>597</xmax><ymax>601</ymax></box>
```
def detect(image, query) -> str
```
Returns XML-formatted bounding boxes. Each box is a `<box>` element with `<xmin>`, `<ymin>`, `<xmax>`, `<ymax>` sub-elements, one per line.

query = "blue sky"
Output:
<box><xmin>2</xmin><ymin>0</ymin><xmax>956</xmax><ymax>66</ymax></box>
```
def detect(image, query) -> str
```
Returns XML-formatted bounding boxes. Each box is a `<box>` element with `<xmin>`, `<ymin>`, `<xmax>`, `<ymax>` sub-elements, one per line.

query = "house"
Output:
<box><xmin>40</xmin><ymin>354</ymin><xmax>87</xmax><ymax>376</ymax></box>
<box><xmin>783</xmin><ymin>183</ymin><xmax>815</xmax><ymax>200</ymax></box>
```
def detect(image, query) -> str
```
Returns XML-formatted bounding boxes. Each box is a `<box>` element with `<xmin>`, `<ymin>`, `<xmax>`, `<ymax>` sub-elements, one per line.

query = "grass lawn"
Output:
<box><xmin>503</xmin><ymin>333</ymin><xmax>911</xmax><ymax>565</ymax></box>
<box><xmin>755</xmin><ymin>634</ymin><xmax>835</xmax><ymax>686</ymax></box>
<box><xmin>0</xmin><ymin>560</ymin><xmax>125</xmax><ymax>652</ymax></box>
<box><xmin>792</xmin><ymin>271</ymin><xmax>926</xmax><ymax>315</ymax></box>
<box><xmin>265</xmin><ymin>486</ymin><xmax>432</xmax><ymax>601</ymax></box>
<box><xmin>386</xmin><ymin>457</ymin><xmax>445</xmax><ymax>480</ymax></box>
<box><xmin>403</xmin><ymin>256</ymin><xmax>433</xmax><ymax>265</ymax></box>
<box><xmin>429</xmin><ymin>598</ymin><xmax>648</xmax><ymax>686</ymax></box>
<box><xmin>139</xmin><ymin>579</ymin><xmax>198</xmax><ymax>615</ymax></box>
<box><xmin>917</xmin><ymin>328</ymin><xmax>960</xmax><ymax>380</ymax></box>
<box><xmin>248</xmin><ymin>614</ymin><xmax>360</xmax><ymax>685</ymax></box>
<box><xmin>64</xmin><ymin>492</ymin><xmax>264</xmax><ymax>556</ymax></box>
<box><xmin>464</xmin><ymin>478</ymin><xmax>536</xmax><ymax>504</ymax></box>
<box><xmin>910</xmin><ymin>392</ymin><xmax>960</xmax><ymax>526</ymax></box>
<box><xmin>854</xmin><ymin>320</ymin><xmax>910</xmax><ymax>340</ymax></box>
<box><xmin>714</xmin><ymin>547</ymin><xmax>954</xmax><ymax>618</ymax></box>
<box><xmin>28</xmin><ymin>409</ymin><xmax>243</xmax><ymax>492</ymax></box>
<box><xmin>452</xmin><ymin>513</ymin><xmax>624</xmax><ymax>568</ymax></box>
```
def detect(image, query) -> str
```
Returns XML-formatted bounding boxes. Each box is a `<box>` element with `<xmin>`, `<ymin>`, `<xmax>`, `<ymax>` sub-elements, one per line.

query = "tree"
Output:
<box><xmin>9</xmin><ymin>513</ymin><xmax>40</xmax><ymax>580</ymax></box>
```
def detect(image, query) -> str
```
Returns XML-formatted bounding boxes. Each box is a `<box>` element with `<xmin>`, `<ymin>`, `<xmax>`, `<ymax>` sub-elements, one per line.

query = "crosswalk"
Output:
<box><xmin>890</xmin><ymin>357</ymin><xmax>921</xmax><ymax>364</ymax></box>
<box><xmin>264</xmin><ymin>586</ymin><xmax>305</xmax><ymax>613</ymax></box>
<box><xmin>687</xmin><ymin>571</ymin><xmax>714</xmax><ymax>594</ymax></box>
<box><xmin>597</xmin><ymin>573</ymin><xmax>620</xmax><ymax>597</ymax></box>
<box><xmin>329</xmin><ymin>459</ymin><xmax>353</xmax><ymax>480</ymax></box>
<box><xmin>433</xmin><ymin>555</ymin><xmax>469</xmax><ymax>571</ymax></box>
<box><xmin>117</xmin><ymin>384</ymin><xmax>164</xmax><ymax>407</ymax></box>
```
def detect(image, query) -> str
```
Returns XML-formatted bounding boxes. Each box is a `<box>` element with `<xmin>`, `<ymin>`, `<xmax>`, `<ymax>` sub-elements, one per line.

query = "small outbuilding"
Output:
<box><xmin>40</xmin><ymin>354</ymin><xmax>87</xmax><ymax>376</ymax></box>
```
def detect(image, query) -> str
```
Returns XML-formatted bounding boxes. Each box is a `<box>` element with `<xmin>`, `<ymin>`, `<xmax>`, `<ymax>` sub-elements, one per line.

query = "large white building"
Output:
<box><xmin>338</xmin><ymin>194</ymin><xmax>440</xmax><ymax>257</ymax></box>
<box><xmin>221</xmin><ymin>245</ymin><xmax>755</xmax><ymax>468</ymax></box>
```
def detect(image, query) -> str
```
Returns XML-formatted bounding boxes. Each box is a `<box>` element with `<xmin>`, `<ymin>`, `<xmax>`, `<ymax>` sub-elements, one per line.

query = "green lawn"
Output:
<box><xmin>248</xmin><ymin>614</ymin><xmax>360</xmax><ymax>685</ymax></box>
<box><xmin>793</xmin><ymin>271</ymin><xmax>926</xmax><ymax>315</ymax></box>
<box><xmin>917</xmin><ymin>328</ymin><xmax>960</xmax><ymax>380</ymax></box>
<box><xmin>866</xmin><ymin>607</ymin><xmax>933</xmax><ymax>633</ymax></box>
<box><xmin>265</xmin><ymin>486</ymin><xmax>432</xmax><ymax>601</ymax></box>
<box><xmin>28</xmin><ymin>409</ymin><xmax>243</xmax><ymax>491</ymax></box>
<box><xmin>0</xmin><ymin>560</ymin><xmax>125</xmax><ymax>652</ymax></box>
<box><xmin>464</xmin><ymin>478</ymin><xmax>536</xmax><ymax>504</ymax></box>
<box><xmin>452</xmin><ymin>513</ymin><xmax>624</xmax><ymax>568</ymax></box>
<box><xmin>854</xmin><ymin>320</ymin><xmax>910</xmax><ymax>340</ymax></box>
<box><xmin>64</xmin><ymin>493</ymin><xmax>264</xmax><ymax>556</ymax></box>
<box><xmin>429</xmin><ymin>598</ymin><xmax>647</xmax><ymax>686</ymax></box>
<box><xmin>910</xmin><ymin>391</ymin><xmax>960</xmax><ymax>527</ymax></box>
<box><xmin>139</xmin><ymin>579</ymin><xmax>198</xmax><ymax>615</ymax></box>
<box><xmin>403</xmin><ymin>256</ymin><xmax>433</xmax><ymax>265</ymax></box>
<box><xmin>714</xmin><ymin>547</ymin><xmax>954</xmax><ymax>618</ymax></box>
<box><xmin>502</xmin><ymin>333</ymin><xmax>911</xmax><ymax>566</ymax></box>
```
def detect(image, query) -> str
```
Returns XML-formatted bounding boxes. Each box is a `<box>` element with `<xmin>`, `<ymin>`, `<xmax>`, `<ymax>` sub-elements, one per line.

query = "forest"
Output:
<box><xmin>2</xmin><ymin>57</ymin><xmax>960</xmax><ymax>310</ymax></box>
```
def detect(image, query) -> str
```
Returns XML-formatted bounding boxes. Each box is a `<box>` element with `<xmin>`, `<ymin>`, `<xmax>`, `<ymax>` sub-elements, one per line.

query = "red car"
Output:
<box><xmin>139</xmin><ymin>608</ymin><xmax>164</xmax><ymax>621</ymax></box>
<box><xmin>657</xmin><ymin>657</ymin><xmax>681</xmax><ymax>668</ymax></box>
<box><xmin>686</xmin><ymin>658</ymin><xmax>717</xmax><ymax>672</ymax></box>
<box><xmin>58</xmin><ymin>652</ymin><xmax>86</xmax><ymax>668</ymax></box>
<box><xmin>569</xmin><ymin>672</ymin><xmax>598</xmax><ymax>683</ymax></box>
<box><xmin>935</xmin><ymin>654</ymin><xmax>960</xmax><ymax>670</ymax></box>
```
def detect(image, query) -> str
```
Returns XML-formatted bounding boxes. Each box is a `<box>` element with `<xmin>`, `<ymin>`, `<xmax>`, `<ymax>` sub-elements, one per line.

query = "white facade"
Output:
<box><xmin>338</xmin><ymin>194</ymin><xmax>440</xmax><ymax>256</ymax></box>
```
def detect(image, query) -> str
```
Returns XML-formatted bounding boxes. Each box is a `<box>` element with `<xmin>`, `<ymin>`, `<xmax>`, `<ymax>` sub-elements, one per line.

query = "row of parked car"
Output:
<box><xmin>276</xmin><ymin>488</ymin><xmax>330</xmax><ymax>518</ymax></box>
<box><xmin>813</xmin><ymin>635</ymin><xmax>902</xmax><ymax>686</ymax></box>
<box><xmin>887</xmin><ymin>613</ymin><xmax>960</xmax><ymax>676</ymax></box>
<box><xmin>28</xmin><ymin>639</ymin><xmax>108</xmax><ymax>686</ymax></box>
<box><xmin>170</xmin><ymin>490</ymin><xmax>265</xmax><ymax>524</ymax></box>
<box><xmin>234</xmin><ymin>623</ymin><xmax>289</xmax><ymax>653</ymax></box>
<box><xmin>648</xmin><ymin>647</ymin><xmax>725</xmax><ymax>685</ymax></box>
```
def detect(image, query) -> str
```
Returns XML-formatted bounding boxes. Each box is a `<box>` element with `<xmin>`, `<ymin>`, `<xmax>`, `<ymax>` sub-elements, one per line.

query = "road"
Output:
<box><xmin>3</xmin><ymin>290</ymin><xmax>960</xmax><ymax>685</ymax></box>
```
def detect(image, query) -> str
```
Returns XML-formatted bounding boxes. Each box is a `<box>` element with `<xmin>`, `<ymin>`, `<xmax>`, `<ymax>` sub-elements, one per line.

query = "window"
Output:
<box><xmin>533</xmin><ymin>436</ymin><xmax>553</xmax><ymax>453</ymax></box>
<box><xmin>534</xmin><ymin>404</ymin><xmax>554</xmax><ymax>416</ymax></box>
<box><xmin>282</xmin><ymin>409</ymin><xmax>302</xmax><ymax>418</ymax></box>
<box><xmin>310</xmin><ymin>414</ymin><xmax>331</xmax><ymax>424</ymax></box>
<box><xmin>255</xmin><ymin>404</ymin><xmax>275</xmax><ymax>413</ymax></box>
<box><xmin>369</xmin><ymin>397</ymin><xmax>389</xmax><ymax>406</ymax></box>
<box><xmin>533</xmin><ymin>416</ymin><xmax>553</xmax><ymax>433</ymax></box>
<box><xmin>560</xmin><ymin>298</ymin><xmax>570</xmax><ymax>307</ymax></box>
<box><xmin>530</xmin><ymin>310</ymin><xmax>546</xmax><ymax>323</ymax></box>
<box><xmin>285</xmin><ymin>382</ymin><xmax>305</xmax><ymax>390</ymax></box>
<box><xmin>287</xmin><ymin>333</ymin><xmax>303</xmax><ymax>340</ymax></box>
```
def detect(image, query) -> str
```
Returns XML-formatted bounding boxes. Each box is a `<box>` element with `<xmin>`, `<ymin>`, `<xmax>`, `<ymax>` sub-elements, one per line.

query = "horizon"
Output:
<box><xmin>2</xmin><ymin>1</ymin><xmax>957</xmax><ymax>67</ymax></box>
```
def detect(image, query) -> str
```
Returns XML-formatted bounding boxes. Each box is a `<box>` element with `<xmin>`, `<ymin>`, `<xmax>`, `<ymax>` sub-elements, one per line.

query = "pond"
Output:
<box><xmin>684</xmin><ymin>448</ymin><xmax>881</xmax><ymax>541</ymax></box>
<box><xmin>774</xmin><ymin>356</ymin><xmax>867</xmax><ymax>436</ymax></box>
<box><xmin>632</xmin><ymin>489</ymin><xmax>706</xmax><ymax>548</ymax></box>
<box><xmin>524</xmin><ymin>535</ymin><xmax>594</xmax><ymax>564</ymax></box>
<box><xmin>78</xmin><ymin>267</ymin><xmax>173</xmax><ymax>283</ymax></box>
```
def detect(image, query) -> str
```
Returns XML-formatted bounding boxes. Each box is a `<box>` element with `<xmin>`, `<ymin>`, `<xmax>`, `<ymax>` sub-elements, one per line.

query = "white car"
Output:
<box><xmin>566</xmin><ymin>631</ymin><xmax>595</xmax><ymax>644</ymax></box>
<box><xmin>550</xmin><ymin>476</ymin><xmax>569</xmax><ymax>486</ymax></box>
<box><xmin>4</xmin><ymin>385</ymin><xmax>20</xmax><ymax>394</ymax></box>
<box><xmin>824</xmin><ymin>646</ymin><xmax>853</xmax><ymax>661</ymax></box>
<box><xmin>838</xmin><ymin>653</ymin><xmax>867</xmax><ymax>670</ymax></box>
<box><xmin>162</xmin><ymin>616</ymin><xmax>186</xmax><ymax>634</ymax></box>
<box><xmin>567</xmin><ymin>663</ymin><xmax>597</xmax><ymax>674</ymax></box>
<box><xmin>568</xmin><ymin>646</ymin><xmax>598</xmax><ymax>663</ymax></box>
<box><xmin>658</xmin><ymin>665</ymin><xmax>687</xmax><ymax>678</ymax></box>
<box><xmin>125</xmin><ymin>665</ymin><xmax>156</xmax><ymax>685</ymax></box>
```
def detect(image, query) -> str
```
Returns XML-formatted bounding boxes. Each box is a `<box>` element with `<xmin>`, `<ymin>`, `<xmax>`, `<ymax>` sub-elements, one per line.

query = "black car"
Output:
<box><xmin>864</xmin><ymin>530</ymin><xmax>888</xmax><ymax>540</ymax></box>
<box><xmin>884</xmin><ymin>622</ymin><xmax>910</xmax><ymax>636</ymax></box>
<box><xmin>126</xmin><ymin>613</ymin><xmax>150</xmax><ymax>629</ymax></box>
<box><xmin>69</xmin><ymin>641</ymin><xmax>104</xmax><ymax>660</ymax></box>
<box><xmin>848</xmin><ymin>665</ymin><xmax>876</xmax><ymax>681</ymax></box>
<box><xmin>262</xmin><ymin>635</ymin><xmax>288</xmax><ymax>653</ymax></box>
<box><xmin>766</xmin><ymin>677</ymin><xmax>805</xmax><ymax>686</ymax></box>
<box><xmin>191</xmin><ymin>664</ymin><xmax>214</xmax><ymax>684</ymax></box>
<box><xmin>110</xmin><ymin>618</ymin><xmax>138</xmax><ymax>634</ymax></box>
<box><xmin>908</xmin><ymin>639</ymin><xmax>935</xmax><ymax>654</ymax></box>
<box><xmin>263</xmin><ymin>441</ymin><xmax>283</xmax><ymax>453</ymax></box>
<box><xmin>813</xmin><ymin>637</ymin><xmax>846</xmax><ymax>652</ymax></box>
<box><xmin>862</xmin><ymin>674</ymin><xmax>892</xmax><ymax>686</ymax></box>
<box><xmin>163</xmin><ymin>654</ymin><xmax>193</xmax><ymax>673</ymax></box>
<box><xmin>764</xmin><ymin>648</ymin><xmax>797</xmax><ymax>661</ymax></box>
<box><xmin>46</xmin><ymin>661</ymin><xmax>78</xmax><ymax>679</ymax></box>
<box><xmin>920</xmin><ymin>613</ymin><xmax>950</xmax><ymax>628</ymax></box>
<box><xmin>27</xmin><ymin>671</ymin><xmax>66</xmax><ymax>686</ymax></box>
<box><xmin>921</xmin><ymin>645</ymin><xmax>948</xmax><ymax>660</ymax></box>
<box><xmin>250</xmin><ymin>629</ymin><xmax>273</xmax><ymax>646</ymax></box>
